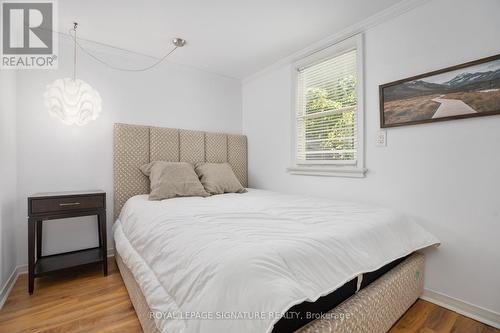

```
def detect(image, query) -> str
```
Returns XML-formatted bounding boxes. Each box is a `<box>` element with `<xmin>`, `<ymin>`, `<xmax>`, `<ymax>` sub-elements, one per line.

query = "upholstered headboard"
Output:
<box><xmin>113</xmin><ymin>123</ymin><xmax>248</xmax><ymax>220</ymax></box>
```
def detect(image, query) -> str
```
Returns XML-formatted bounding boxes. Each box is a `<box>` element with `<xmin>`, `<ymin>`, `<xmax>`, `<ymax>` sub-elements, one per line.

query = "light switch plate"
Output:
<box><xmin>376</xmin><ymin>129</ymin><xmax>387</xmax><ymax>147</ymax></box>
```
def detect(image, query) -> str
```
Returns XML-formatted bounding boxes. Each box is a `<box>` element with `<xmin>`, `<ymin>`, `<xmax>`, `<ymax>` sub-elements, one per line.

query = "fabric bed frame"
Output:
<box><xmin>116</xmin><ymin>251</ymin><xmax>424</xmax><ymax>333</ymax></box>
<box><xmin>113</xmin><ymin>123</ymin><xmax>425</xmax><ymax>333</ymax></box>
<box><xmin>113</xmin><ymin>123</ymin><xmax>248</xmax><ymax>221</ymax></box>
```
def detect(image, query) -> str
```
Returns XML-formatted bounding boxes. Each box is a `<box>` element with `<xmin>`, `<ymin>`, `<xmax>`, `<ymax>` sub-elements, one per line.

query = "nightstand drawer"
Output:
<box><xmin>30</xmin><ymin>195</ymin><xmax>104</xmax><ymax>214</ymax></box>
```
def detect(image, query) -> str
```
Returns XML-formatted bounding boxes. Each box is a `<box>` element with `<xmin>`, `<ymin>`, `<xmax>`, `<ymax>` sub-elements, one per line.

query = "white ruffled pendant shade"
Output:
<box><xmin>44</xmin><ymin>78</ymin><xmax>102</xmax><ymax>126</ymax></box>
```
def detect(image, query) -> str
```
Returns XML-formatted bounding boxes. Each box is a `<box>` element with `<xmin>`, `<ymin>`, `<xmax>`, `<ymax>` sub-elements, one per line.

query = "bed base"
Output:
<box><xmin>116</xmin><ymin>252</ymin><xmax>424</xmax><ymax>333</ymax></box>
<box><xmin>116</xmin><ymin>253</ymin><xmax>160</xmax><ymax>333</ymax></box>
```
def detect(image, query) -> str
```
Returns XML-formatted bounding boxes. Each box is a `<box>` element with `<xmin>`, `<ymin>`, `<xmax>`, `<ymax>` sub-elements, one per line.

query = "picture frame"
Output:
<box><xmin>379</xmin><ymin>53</ymin><xmax>500</xmax><ymax>128</ymax></box>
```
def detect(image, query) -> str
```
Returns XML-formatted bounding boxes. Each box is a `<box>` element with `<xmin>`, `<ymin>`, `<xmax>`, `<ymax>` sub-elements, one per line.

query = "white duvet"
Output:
<box><xmin>114</xmin><ymin>189</ymin><xmax>439</xmax><ymax>333</ymax></box>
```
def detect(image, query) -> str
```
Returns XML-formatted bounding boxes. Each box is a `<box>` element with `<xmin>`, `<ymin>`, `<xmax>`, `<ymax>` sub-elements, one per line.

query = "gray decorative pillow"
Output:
<box><xmin>194</xmin><ymin>162</ymin><xmax>247</xmax><ymax>195</ymax></box>
<box><xmin>140</xmin><ymin>161</ymin><xmax>209</xmax><ymax>200</ymax></box>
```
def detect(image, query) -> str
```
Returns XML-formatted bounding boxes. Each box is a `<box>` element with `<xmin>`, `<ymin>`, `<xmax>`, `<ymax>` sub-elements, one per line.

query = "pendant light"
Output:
<box><xmin>44</xmin><ymin>23</ymin><xmax>102</xmax><ymax>126</ymax></box>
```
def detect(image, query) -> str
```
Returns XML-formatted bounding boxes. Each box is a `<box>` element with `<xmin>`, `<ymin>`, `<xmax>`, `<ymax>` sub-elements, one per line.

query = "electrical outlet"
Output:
<box><xmin>376</xmin><ymin>129</ymin><xmax>386</xmax><ymax>147</ymax></box>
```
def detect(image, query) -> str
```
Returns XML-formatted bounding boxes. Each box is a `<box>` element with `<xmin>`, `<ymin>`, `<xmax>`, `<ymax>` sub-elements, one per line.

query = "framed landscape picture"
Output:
<box><xmin>379</xmin><ymin>54</ymin><xmax>500</xmax><ymax>128</ymax></box>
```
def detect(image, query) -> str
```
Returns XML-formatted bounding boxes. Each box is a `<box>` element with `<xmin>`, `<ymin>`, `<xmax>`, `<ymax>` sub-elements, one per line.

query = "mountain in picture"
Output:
<box><xmin>384</xmin><ymin>68</ymin><xmax>500</xmax><ymax>102</ymax></box>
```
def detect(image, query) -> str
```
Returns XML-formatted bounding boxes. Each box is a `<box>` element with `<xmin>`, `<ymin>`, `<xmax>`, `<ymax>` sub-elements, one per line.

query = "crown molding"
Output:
<box><xmin>242</xmin><ymin>0</ymin><xmax>431</xmax><ymax>84</ymax></box>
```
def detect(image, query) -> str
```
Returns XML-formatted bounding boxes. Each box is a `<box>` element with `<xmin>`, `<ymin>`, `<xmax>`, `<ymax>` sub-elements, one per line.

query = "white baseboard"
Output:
<box><xmin>0</xmin><ymin>247</ymin><xmax>116</xmax><ymax>310</ymax></box>
<box><xmin>0</xmin><ymin>265</ymin><xmax>26</xmax><ymax>309</ymax></box>
<box><xmin>421</xmin><ymin>289</ymin><xmax>500</xmax><ymax>329</ymax></box>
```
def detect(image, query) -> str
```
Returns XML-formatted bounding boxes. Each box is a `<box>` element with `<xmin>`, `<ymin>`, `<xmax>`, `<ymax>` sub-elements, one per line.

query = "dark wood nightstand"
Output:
<box><xmin>27</xmin><ymin>190</ymin><xmax>107</xmax><ymax>294</ymax></box>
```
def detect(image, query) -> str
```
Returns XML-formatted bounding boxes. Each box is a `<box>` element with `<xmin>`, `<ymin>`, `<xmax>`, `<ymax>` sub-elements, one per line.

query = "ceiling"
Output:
<box><xmin>60</xmin><ymin>0</ymin><xmax>404</xmax><ymax>79</ymax></box>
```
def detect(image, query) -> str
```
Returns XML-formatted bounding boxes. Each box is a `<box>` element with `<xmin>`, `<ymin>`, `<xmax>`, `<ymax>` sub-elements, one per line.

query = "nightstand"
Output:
<box><xmin>27</xmin><ymin>190</ymin><xmax>107</xmax><ymax>294</ymax></box>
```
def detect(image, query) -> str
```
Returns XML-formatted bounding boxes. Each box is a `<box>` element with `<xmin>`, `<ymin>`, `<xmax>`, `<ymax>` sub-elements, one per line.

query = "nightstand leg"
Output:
<box><xmin>98</xmin><ymin>211</ymin><xmax>108</xmax><ymax>276</ymax></box>
<box><xmin>97</xmin><ymin>216</ymin><xmax>102</xmax><ymax>248</ymax></box>
<box><xmin>28</xmin><ymin>219</ymin><xmax>36</xmax><ymax>294</ymax></box>
<box><xmin>36</xmin><ymin>220</ymin><xmax>43</xmax><ymax>259</ymax></box>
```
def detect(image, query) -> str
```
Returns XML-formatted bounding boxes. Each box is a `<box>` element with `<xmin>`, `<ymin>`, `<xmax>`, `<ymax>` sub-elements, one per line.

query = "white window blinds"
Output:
<box><xmin>295</xmin><ymin>48</ymin><xmax>358</xmax><ymax>164</ymax></box>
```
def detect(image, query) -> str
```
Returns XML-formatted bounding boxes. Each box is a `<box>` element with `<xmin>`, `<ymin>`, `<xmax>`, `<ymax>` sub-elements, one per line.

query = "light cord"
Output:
<box><xmin>73</xmin><ymin>23</ymin><xmax>77</xmax><ymax>80</ymax></box>
<box><xmin>68</xmin><ymin>28</ymin><xmax>179</xmax><ymax>72</ymax></box>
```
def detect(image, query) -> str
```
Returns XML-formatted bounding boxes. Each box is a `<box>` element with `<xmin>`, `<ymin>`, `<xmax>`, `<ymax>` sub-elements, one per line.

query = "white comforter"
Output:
<box><xmin>114</xmin><ymin>189</ymin><xmax>439</xmax><ymax>333</ymax></box>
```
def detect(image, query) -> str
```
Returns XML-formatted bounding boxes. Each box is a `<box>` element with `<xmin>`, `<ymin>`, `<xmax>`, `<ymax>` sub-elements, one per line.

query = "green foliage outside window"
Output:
<box><xmin>304</xmin><ymin>75</ymin><xmax>357</xmax><ymax>160</ymax></box>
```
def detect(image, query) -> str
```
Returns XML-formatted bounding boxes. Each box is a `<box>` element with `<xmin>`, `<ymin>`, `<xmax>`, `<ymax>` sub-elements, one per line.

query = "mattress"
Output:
<box><xmin>272</xmin><ymin>255</ymin><xmax>407</xmax><ymax>333</ymax></box>
<box><xmin>113</xmin><ymin>189</ymin><xmax>439</xmax><ymax>333</ymax></box>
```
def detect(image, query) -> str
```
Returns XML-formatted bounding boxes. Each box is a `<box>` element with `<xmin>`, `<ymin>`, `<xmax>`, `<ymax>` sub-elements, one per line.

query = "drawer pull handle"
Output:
<box><xmin>59</xmin><ymin>202</ymin><xmax>81</xmax><ymax>206</ymax></box>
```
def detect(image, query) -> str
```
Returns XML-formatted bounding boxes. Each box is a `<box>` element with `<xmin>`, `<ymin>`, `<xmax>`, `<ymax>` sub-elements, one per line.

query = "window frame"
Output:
<box><xmin>288</xmin><ymin>34</ymin><xmax>366</xmax><ymax>178</ymax></box>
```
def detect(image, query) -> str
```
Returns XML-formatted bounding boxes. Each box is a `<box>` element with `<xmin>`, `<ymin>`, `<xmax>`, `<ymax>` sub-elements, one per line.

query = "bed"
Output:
<box><xmin>112</xmin><ymin>123</ymin><xmax>439</xmax><ymax>333</ymax></box>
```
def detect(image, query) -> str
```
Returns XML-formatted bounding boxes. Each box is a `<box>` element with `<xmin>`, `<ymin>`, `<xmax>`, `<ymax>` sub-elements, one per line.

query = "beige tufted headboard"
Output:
<box><xmin>113</xmin><ymin>123</ymin><xmax>248</xmax><ymax>220</ymax></box>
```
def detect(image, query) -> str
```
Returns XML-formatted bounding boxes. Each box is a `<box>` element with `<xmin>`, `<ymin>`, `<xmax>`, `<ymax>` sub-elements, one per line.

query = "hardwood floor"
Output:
<box><xmin>0</xmin><ymin>258</ymin><xmax>498</xmax><ymax>333</ymax></box>
<box><xmin>388</xmin><ymin>300</ymin><xmax>499</xmax><ymax>333</ymax></box>
<box><xmin>0</xmin><ymin>259</ymin><xmax>141</xmax><ymax>333</ymax></box>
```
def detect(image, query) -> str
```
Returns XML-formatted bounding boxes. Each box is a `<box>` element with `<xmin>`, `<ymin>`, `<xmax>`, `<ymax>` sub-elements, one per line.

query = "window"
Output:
<box><xmin>289</xmin><ymin>35</ymin><xmax>365</xmax><ymax>177</ymax></box>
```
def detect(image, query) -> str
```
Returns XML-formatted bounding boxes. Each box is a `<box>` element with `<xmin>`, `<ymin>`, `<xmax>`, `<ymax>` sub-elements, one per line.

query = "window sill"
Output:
<box><xmin>287</xmin><ymin>166</ymin><xmax>367</xmax><ymax>178</ymax></box>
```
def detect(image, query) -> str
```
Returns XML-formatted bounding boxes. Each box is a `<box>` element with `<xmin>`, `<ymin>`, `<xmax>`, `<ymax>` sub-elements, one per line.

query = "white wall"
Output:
<box><xmin>0</xmin><ymin>70</ymin><xmax>18</xmax><ymax>297</ymax></box>
<box><xmin>15</xmin><ymin>36</ymin><xmax>242</xmax><ymax>260</ymax></box>
<box><xmin>242</xmin><ymin>0</ymin><xmax>500</xmax><ymax>314</ymax></box>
